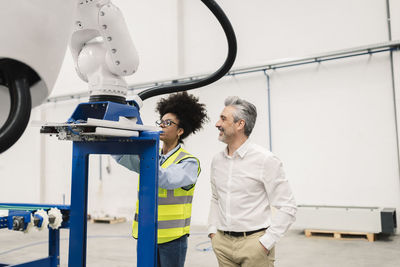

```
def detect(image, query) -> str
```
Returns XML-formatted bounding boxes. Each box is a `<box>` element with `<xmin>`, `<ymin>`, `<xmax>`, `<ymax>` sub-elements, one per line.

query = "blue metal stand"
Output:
<box><xmin>2</xmin><ymin>101</ymin><xmax>159</xmax><ymax>266</ymax></box>
<box><xmin>0</xmin><ymin>229</ymin><xmax>59</xmax><ymax>267</ymax></box>
<box><xmin>68</xmin><ymin>131</ymin><xmax>159</xmax><ymax>267</ymax></box>
<box><xmin>0</xmin><ymin>203</ymin><xmax>68</xmax><ymax>267</ymax></box>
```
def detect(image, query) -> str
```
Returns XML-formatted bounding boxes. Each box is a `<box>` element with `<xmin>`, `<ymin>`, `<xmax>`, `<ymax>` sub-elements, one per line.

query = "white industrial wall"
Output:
<box><xmin>1</xmin><ymin>0</ymin><xmax>400</xmax><ymax>233</ymax></box>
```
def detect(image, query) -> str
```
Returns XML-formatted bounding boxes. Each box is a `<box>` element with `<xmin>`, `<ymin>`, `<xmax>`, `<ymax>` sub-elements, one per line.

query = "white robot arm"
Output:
<box><xmin>70</xmin><ymin>0</ymin><xmax>139</xmax><ymax>103</ymax></box>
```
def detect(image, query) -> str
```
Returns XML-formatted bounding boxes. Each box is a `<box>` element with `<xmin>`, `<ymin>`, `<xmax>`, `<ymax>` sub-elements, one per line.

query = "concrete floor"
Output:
<box><xmin>0</xmin><ymin>221</ymin><xmax>399</xmax><ymax>266</ymax></box>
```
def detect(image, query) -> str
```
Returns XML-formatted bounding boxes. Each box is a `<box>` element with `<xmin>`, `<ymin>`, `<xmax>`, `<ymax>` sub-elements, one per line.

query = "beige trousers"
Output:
<box><xmin>211</xmin><ymin>230</ymin><xmax>275</xmax><ymax>267</ymax></box>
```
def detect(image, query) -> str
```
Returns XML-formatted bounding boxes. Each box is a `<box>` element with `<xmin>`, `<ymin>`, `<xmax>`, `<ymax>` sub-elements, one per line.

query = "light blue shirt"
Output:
<box><xmin>112</xmin><ymin>145</ymin><xmax>199</xmax><ymax>190</ymax></box>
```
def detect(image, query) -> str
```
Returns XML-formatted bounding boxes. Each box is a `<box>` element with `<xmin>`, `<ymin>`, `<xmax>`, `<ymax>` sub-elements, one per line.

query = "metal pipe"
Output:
<box><xmin>177</xmin><ymin>0</ymin><xmax>185</xmax><ymax>76</ymax></box>
<box><xmin>262</xmin><ymin>70</ymin><xmax>272</xmax><ymax>152</ymax></box>
<box><xmin>386</xmin><ymin>0</ymin><xmax>400</xmax><ymax>196</ymax></box>
<box><xmin>131</xmin><ymin>41</ymin><xmax>400</xmax><ymax>91</ymax></box>
<box><xmin>233</xmin><ymin>40</ymin><xmax>400</xmax><ymax>74</ymax></box>
<box><xmin>46</xmin><ymin>40</ymin><xmax>400</xmax><ymax>103</ymax></box>
<box><xmin>386</xmin><ymin>0</ymin><xmax>393</xmax><ymax>41</ymax></box>
<box><xmin>230</xmin><ymin>49</ymin><xmax>393</xmax><ymax>76</ymax></box>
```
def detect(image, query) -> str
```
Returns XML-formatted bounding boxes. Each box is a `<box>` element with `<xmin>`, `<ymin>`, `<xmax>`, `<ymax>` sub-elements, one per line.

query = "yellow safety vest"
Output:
<box><xmin>132</xmin><ymin>147</ymin><xmax>201</xmax><ymax>244</ymax></box>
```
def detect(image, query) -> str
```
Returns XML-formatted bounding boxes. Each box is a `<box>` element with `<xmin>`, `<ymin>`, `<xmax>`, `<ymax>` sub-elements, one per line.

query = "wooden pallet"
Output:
<box><xmin>91</xmin><ymin>216</ymin><xmax>126</xmax><ymax>224</ymax></box>
<box><xmin>304</xmin><ymin>229</ymin><xmax>375</xmax><ymax>242</ymax></box>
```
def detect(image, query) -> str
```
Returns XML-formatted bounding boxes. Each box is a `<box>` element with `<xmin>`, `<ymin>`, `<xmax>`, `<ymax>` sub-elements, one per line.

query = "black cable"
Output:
<box><xmin>0</xmin><ymin>73</ymin><xmax>32</xmax><ymax>154</ymax></box>
<box><xmin>138</xmin><ymin>0</ymin><xmax>237</xmax><ymax>101</ymax></box>
<box><xmin>0</xmin><ymin>59</ymin><xmax>39</xmax><ymax>154</ymax></box>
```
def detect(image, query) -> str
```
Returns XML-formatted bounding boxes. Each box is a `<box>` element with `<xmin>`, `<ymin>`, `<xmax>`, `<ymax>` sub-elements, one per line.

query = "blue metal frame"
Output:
<box><xmin>67</xmin><ymin>101</ymin><xmax>143</xmax><ymax>124</ymax></box>
<box><xmin>0</xmin><ymin>204</ymin><xmax>67</xmax><ymax>267</ymax></box>
<box><xmin>0</xmin><ymin>203</ymin><xmax>70</xmax><ymax>230</ymax></box>
<box><xmin>9</xmin><ymin>229</ymin><xmax>60</xmax><ymax>267</ymax></box>
<box><xmin>2</xmin><ymin>101</ymin><xmax>159</xmax><ymax>266</ymax></box>
<box><xmin>0</xmin><ymin>131</ymin><xmax>159</xmax><ymax>267</ymax></box>
<box><xmin>68</xmin><ymin>131</ymin><xmax>159</xmax><ymax>267</ymax></box>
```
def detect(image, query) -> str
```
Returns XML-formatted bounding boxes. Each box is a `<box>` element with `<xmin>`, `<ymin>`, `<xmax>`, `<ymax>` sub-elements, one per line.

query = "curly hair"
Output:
<box><xmin>155</xmin><ymin>92</ymin><xmax>208</xmax><ymax>143</ymax></box>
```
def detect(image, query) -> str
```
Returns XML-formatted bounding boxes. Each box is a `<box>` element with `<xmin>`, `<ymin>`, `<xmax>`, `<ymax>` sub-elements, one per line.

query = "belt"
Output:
<box><xmin>223</xmin><ymin>228</ymin><xmax>267</xmax><ymax>237</ymax></box>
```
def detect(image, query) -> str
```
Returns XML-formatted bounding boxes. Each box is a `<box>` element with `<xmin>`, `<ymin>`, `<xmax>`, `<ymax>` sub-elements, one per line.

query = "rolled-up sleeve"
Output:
<box><xmin>159</xmin><ymin>158</ymin><xmax>199</xmax><ymax>189</ymax></box>
<box><xmin>112</xmin><ymin>154</ymin><xmax>140</xmax><ymax>173</ymax></box>
<box><xmin>113</xmin><ymin>154</ymin><xmax>199</xmax><ymax>190</ymax></box>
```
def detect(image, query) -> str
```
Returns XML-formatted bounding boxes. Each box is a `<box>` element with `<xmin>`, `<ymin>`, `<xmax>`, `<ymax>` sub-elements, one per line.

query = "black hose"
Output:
<box><xmin>138</xmin><ymin>0</ymin><xmax>237</xmax><ymax>101</ymax></box>
<box><xmin>0</xmin><ymin>61</ymin><xmax>33</xmax><ymax>154</ymax></box>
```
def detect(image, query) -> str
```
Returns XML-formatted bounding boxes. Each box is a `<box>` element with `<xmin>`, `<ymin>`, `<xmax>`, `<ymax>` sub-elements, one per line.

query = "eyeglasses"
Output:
<box><xmin>155</xmin><ymin>119</ymin><xmax>178</xmax><ymax>127</ymax></box>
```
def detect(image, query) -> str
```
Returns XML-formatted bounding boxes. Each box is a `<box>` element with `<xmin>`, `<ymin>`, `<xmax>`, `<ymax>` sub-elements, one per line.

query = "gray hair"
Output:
<box><xmin>224</xmin><ymin>96</ymin><xmax>257</xmax><ymax>136</ymax></box>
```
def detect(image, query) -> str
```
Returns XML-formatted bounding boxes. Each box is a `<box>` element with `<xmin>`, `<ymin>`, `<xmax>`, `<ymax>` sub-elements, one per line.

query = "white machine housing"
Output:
<box><xmin>0</xmin><ymin>0</ymin><xmax>77</xmax><ymax>107</ymax></box>
<box><xmin>293</xmin><ymin>205</ymin><xmax>396</xmax><ymax>234</ymax></box>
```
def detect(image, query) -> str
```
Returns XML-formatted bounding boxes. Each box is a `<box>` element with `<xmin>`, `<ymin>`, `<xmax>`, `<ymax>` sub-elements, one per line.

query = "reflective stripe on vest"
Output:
<box><xmin>134</xmin><ymin>213</ymin><xmax>192</xmax><ymax>229</ymax></box>
<box><xmin>132</xmin><ymin>147</ymin><xmax>200</xmax><ymax>244</ymax></box>
<box><xmin>158</xmin><ymin>190</ymin><xmax>193</xmax><ymax>205</ymax></box>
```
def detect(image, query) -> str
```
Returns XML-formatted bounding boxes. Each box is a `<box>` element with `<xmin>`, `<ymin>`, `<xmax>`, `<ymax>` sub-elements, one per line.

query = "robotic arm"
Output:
<box><xmin>70</xmin><ymin>0</ymin><xmax>139</xmax><ymax>104</ymax></box>
<box><xmin>0</xmin><ymin>0</ymin><xmax>236</xmax><ymax>153</ymax></box>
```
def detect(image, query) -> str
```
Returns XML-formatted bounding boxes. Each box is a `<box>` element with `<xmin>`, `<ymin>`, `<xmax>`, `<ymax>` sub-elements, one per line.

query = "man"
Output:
<box><xmin>114</xmin><ymin>92</ymin><xmax>208</xmax><ymax>267</ymax></box>
<box><xmin>208</xmin><ymin>96</ymin><xmax>297</xmax><ymax>267</ymax></box>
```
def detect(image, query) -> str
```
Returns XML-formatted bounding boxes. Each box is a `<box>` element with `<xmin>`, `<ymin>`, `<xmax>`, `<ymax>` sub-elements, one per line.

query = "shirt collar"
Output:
<box><xmin>223</xmin><ymin>138</ymin><xmax>250</xmax><ymax>158</ymax></box>
<box><xmin>160</xmin><ymin>144</ymin><xmax>181</xmax><ymax>159</ymax></box>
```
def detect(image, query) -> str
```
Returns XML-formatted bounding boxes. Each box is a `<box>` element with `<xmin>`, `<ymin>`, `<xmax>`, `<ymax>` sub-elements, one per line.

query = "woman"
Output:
<box><xmin>114</xmin><ymin>92</ymin><xmax>208</xmax><ymax>267</ymax></box>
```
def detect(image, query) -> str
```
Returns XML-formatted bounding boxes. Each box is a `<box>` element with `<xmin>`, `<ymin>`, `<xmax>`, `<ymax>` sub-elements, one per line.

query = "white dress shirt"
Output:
<box><xmin>208</xmin><ymin>139</ymin><xmax>297</xmax><ymax>250</ymax></box>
